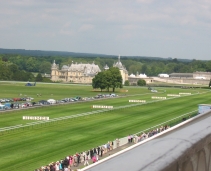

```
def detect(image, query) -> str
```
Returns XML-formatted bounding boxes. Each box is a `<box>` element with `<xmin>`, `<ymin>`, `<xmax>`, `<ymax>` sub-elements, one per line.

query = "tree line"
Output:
<box><xmin>1</xmin><ymin>54</ymin><xmax>211</xmax><ymax>76</ymax></box>
<box><xmin>0</xmin><ymin>58</ymin><xmax>51</xmax><ymax>82</ymax></box>
<box><xmin>0</xmin><ymin>54</ymin><xmax>211</xmax><ymax>82</ymax></box>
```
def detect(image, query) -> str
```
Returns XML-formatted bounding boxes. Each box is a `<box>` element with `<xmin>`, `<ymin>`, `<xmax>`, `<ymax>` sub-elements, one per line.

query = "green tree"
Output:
<box><xmin>137</xmin><ymin>79</ymin><xmax>146</xmax><ymax>86</ymax></box>
<box><xmin>106</xmin><ymin>67</ymin><xmax>123</xmax><ymax>92</ymax></box>
<box><xmin>205</xmin><ymin>61</ymin><xmax>211</xmax><ymax>72</ymax></box>
<box><xmin>39</xmin><ymin>61</ymin><xmax>52</xmax><ymax>74</ymax></box>
<box><xmin>25</xmin><ymin>57</ymin><xmax>37</xmax><ymax>72</ymax></box>
<box><xmin>124</xmin><ymin>80</ymin><xmax>130</xmax><ymax>86</ymax></box>
<box><xmin>92</xmin><ymin>72</ymin><xmax>107</xmax><ymax>91</ymax></box>
<box><xmin>35</xmin><ymin>73</ymin><xmax>43</xmax><ymax>82</ymax></box>
<box><xmin>0</xmin><ymin>65</ymin><xmax>11</xmax><ymax>80</ymax></box>
<box><xmin>92</xmin><ymin>67</ymin><xmax>122</xmax><ymax>92</ymax></box>
<box><xmin>141</xmin><ymin>64</ymin><xmax>148</xmax><ymax>74</ymax></box>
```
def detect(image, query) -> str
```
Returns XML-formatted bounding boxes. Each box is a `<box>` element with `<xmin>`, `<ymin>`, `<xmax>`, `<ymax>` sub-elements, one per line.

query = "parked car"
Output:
<box><xmin>38</xmin><ymin>100</ymin><xmax>50</xmax><ymax>105</ymax></box>
<box><xmin>4</xmin><ymin>103</ymin><xmax>11</xmax><ymax>110</ymax></box>
<box><xmin>13</xmin><ymin>103</ymin><xmax>20</xmax><ymax>109</ymax></box>
<box><xmin>0</xmin><ymin>105</ymin><xmax>5</xmax><ymax>110</ymax></box>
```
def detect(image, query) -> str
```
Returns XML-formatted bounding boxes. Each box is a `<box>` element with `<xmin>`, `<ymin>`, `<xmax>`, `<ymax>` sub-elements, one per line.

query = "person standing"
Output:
<box><xmin>100</xmin><ymin>146</ymin><xmax>104</xmax><ymax>157</ymax></box>
<box><xmin>76</xmin><ymin>153</ymin><xmax>80</xmax><ymax>166</ymax></box>
<box><xmin>128</xmin><ymin>135</ymin><xmax>131</xmax><ymax>143</ymax></box>
<box><xmin>84</xmin><ymin>153</ymin><xmax>89</xmax><ymax>166</ymax></box>
<box><xmin>90</xmin><ymin>149</ymin><xmax>94</xmax><ymax>159</ymax></box>
<box><xmin>116</xmin><ymin>138</ymin><xmax>120</xmax><ymax>148</ymax></box>
<box><xmin>93</xmin><ymin>147</ymin><xmax>97</xmax><ymax>157</ymax></box>
<box><xmin>110</xmin><ymin>141</ymin><xmax>113</xmax><ymax>150</ymax></box>
<box><xmin>97</xmin><ymin>146</ymin><xmax>100</xmax><ymax>157</ymax></box>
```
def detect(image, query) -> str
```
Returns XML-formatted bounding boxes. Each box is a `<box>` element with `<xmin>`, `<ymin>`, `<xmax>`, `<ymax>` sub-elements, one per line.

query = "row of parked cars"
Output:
<box><xmin>0</xmin><ymin>97</ymin><xmax>34</xmax><ymax>103</ymax></box>
<box><xmin>0</xmin><ymin>94</ymin><xmax>118</xmax><ymax>110</ymax></box>
<box><xmin>41</xmin><ymin>94</ymin><xmax>117</xmax><ymax>105</ymax></box>
<box><xmin>0</xmin><ymin>97</ymin><xmax>35</xmax><ymax>110</ymax></box>
<box><xmin>0</xmin><ymin>98</ymin><xmax>14</xmax><ymax>103</ymax></box>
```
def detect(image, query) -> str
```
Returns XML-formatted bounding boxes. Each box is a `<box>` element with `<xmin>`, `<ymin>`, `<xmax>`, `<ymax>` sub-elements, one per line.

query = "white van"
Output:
<box><xmin>47</xmin><ymin>99</ymin><xmax>56</xmax><ymax>104</ymax></box>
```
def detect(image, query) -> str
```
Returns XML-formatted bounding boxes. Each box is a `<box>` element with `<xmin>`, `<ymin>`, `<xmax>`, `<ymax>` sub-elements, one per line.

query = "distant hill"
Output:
<box><xmin>0</xmin><ymin>48</ymin><xmax>192</xmax><ymax>62</ymax></box>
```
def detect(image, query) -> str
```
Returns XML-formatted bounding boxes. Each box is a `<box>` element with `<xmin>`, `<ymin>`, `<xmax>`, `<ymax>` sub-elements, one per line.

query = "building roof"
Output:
<box><xmin>59</xmin><ymin>61</ymin><xmax>101</xmax><ymax>76</ymax></box>
<box><xmin>113</xmin><ymin>55</ymin><xmax>128</xmax><ymax>73</ymax></box>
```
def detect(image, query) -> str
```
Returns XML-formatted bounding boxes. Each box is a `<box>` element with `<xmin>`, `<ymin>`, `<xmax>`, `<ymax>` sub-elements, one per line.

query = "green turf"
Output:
<box><xmin>0</xmin><ymin>82</ymin><xmax>210</xmax><ymax>171</ymax></box>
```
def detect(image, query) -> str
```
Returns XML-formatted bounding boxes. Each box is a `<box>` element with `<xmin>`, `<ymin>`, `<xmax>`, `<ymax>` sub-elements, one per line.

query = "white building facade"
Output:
<box><xmin>51</xmin><ymin>60</ymin><xmax>101</xmax><ymax>83</ymax></box>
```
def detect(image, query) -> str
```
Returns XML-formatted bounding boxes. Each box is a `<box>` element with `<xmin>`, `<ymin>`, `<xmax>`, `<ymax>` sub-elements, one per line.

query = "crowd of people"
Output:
<box><xmin>128</xmin><ymin>125</ymin><xmax>171</xmax><ymax>144</ymax></box>
<box><xmin>35</xmin><ymin>140</ymin><xmax>119</xmax><ymax>171</ymax></box>
<box><xmin>35</xmin><ymin>125</ymin><xmax>170</xmax><ymax>171</ymax></box>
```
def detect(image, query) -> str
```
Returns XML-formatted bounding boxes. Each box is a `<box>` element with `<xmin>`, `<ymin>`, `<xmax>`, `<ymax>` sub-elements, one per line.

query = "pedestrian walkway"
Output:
<box><xmin>71</xmin><ymin>142</ymin><xmax>133</xmax><ymax>171</ymax></box>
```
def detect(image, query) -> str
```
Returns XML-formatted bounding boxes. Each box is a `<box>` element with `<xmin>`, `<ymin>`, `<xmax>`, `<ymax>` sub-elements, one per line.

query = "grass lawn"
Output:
<box><xmin>0</xmin><ymin>82</ymin><xmax>210</xmax><ymax>171</ymax></box>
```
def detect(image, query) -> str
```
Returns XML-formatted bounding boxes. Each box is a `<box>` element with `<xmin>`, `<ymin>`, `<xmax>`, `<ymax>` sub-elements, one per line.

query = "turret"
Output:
<box><xmin>51</xmin><ymin>60</ymin><xmax>59</xmax><ymax>81</ymax></box>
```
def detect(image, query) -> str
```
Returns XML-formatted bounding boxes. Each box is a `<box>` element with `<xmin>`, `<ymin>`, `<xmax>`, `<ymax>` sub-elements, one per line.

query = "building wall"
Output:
<box><xmin>128</xmin><ymin>77</ymin><xmax>153</xmax><ymax>85</ymax></box>
<box><xmin>51</xmin><ymin>61</ymin><xmax>100</xmax><ymax>83</ymax></box>
<box><xmin>193</xmin><ymin>72</ymin><xmax>211</xmax><ymax>80</ymax></box>
<box><xmin>152</xmin><ymin>77</ymin><xmax>209</xmax><ymax>85</ymax></box>
<box><xmin>120</xmin><ymin>69</ymin><xmax>128</xmax><ymax>84</ymax></box>
<box><xmin>51</xmin><ymin>70</ymin><xmax>94</xmax><ymax>83</ymax></box>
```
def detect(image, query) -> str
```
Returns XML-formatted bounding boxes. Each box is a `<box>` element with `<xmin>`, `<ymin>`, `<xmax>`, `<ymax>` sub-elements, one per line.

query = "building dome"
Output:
<box><xmin>104</xmin><ymin>64</ymin><xmax>109</xmax><ymax>70</ymax></box>
<box><xmin>113</xmin><ymin>55</ymin><xmax>124</xmax><ymax>69</ymax></box>
<box><xmin>61</xmin><ymin>65</ymin><xmax>69</xmax><ymax>70</ymax></box>
<box><xmin>51</xmin><ymin>60</ymin><xmax>58</xmax><ymax>69</ymax></box>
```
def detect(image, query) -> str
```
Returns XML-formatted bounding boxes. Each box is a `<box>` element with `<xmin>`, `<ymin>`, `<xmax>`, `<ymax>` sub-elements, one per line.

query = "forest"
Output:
<box><xmin>0</xmin><ymin>52</ymin><xmax>211</xmax><ymax>82</ymax></box>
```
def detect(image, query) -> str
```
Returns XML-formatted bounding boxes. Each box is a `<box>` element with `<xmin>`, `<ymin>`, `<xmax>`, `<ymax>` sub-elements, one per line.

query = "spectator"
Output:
<box><xmin>100</xmin><ymin>146</ymin><xmax>104</xmax><ymax>157</ymax></box>
<box><xmin>116</xmin><ymin>138</ymin><xmax>120</xmax><ymax>148</ymax></box>
<box><xmin>128</xmin><ymin>135</ymin><xmax>131</xmax><ymax>143</ymax></box>
<box><xmin>55</xmin><ymin>162</ymin><xmax>59</xmax><ymax>171</ymax></box>
<box><xmin>110</xmin><ymin>141</ymin><xmax>113</xmax><ymax>150</ymax></box>
<box><xmin>63</xmin><ymin>157</ymin><xmax>69</xmax><ymax>170</ymax></box>
<box><xmin>69</xmin><ymin>156</ymin><xmax>73</xmax><ymax>167</ymax></box>
<box><xmin>97</xmin><ymin>146</ymin><xmax>100</xmax><ymax>156</ymax></box>
<box><xmin>92</xmin><ymin>155</ymin><xmax>96</xmax><ymax>163</ymax></box>
<box><xmin>84</xmin><ymin>153</ymin><xmax>89</xmax><ymax>166</ymax></box>
<box><xmin>107</xmin><ymin>142</ymin><xmax>110</xmax><ymax>152</ymax></box>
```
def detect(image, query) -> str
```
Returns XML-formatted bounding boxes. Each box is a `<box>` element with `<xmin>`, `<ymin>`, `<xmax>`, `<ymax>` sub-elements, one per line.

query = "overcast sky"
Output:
<box><xmin>0</xmin><ymin>0</ymin><xmax>210</xmax><ymax>60</ymax></box>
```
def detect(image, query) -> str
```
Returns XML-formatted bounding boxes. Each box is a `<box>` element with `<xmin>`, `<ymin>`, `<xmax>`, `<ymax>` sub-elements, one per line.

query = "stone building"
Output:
<box><xmin>51</xmin><ymin>56</ymin><xmax>129</xmax><ymax>84</ymax></box>
<box><xmin>128</xmin><ymin>72</ymin><xmax>153</xmax><ymax>85</ymax></box>
<box><xmin>112</xmin><ymin>55</ymin><xmax>128</xmax><ymax>84</ymax></box>
<box><xmin>51</xmin><ymin>60</ymin><xmax>101</xmax><ymax>83</ymax></box>
<box><xmin>193</xmin><ymin>71</ymin><xmax>211</xmax><ymax>80</ymax></box>
<box><xmin>169</xmin><ymin>72</ymin><xmax>211</xmax><ymax>80</ymax></box>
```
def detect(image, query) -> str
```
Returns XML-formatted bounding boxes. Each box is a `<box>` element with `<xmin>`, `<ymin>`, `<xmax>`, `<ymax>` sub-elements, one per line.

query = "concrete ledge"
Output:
<box><xmin>81</xmin><ymin>111</ymin><xmax>211</xmax><ymax>171</ymax></box>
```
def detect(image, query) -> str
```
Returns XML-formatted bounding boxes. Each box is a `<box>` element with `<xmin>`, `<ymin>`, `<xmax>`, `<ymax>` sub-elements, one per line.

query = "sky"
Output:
<box><xmin>0</xmin><ymin>0</ymin><xmax>210</xmax><ymax>60</ymax></box>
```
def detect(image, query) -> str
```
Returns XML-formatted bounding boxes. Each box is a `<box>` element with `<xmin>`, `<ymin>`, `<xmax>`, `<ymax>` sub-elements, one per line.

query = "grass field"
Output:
<box><xmin>0</xmin><ymin>81</ymin><xmax>210</xmax><ymax>171</ymax></box>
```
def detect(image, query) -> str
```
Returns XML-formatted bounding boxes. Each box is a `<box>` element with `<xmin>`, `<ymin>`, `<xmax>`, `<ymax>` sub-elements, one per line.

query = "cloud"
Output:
<box><xmin>136</xmin><ymin>0</ymin><xmax>154</xmax><ymax>4</ymax></box>
<box><xmin>79</xmin><ymin>24</ymin><xmax>94</xmax><ymax>32</ymax></box>
<box><xmin>0</xmin><ymin>0</ymin><xmax>210</xmax><ymax>59</ymax></box>
<box><xmin>59</xmin><ymin>22</ymin><xmax>75</xmax><ymax>36</ymax></box>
